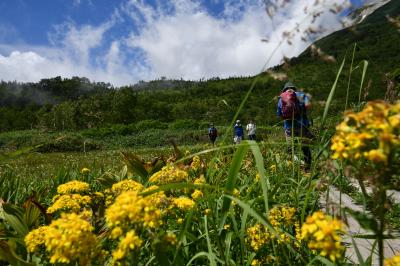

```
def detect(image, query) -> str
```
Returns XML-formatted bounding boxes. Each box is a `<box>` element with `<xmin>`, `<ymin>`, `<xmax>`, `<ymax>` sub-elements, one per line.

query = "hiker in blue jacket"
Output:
<box><xmin>277</xmin><ymin>82</ymin><xmax>313</xmax><ymax>171</ymax></box>
<box><xmin>208</xmin><ymin>123</ymin><xmax>218</xmax><ymax>146</ymax></box>
<box><xmin>233</xmin><ymin>120</ymin><xmax>244</xmax><ymax>144</ymax></box>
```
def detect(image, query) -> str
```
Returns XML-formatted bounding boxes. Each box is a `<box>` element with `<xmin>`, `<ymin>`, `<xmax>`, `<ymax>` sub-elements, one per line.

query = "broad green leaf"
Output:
<box><xmin>121</xmin><ymin>152</ymin><xmax>149</xmax><ymax>182</ymax></box>
<box><xmin>2</xmin><ymin>204</ymin><xmax>29</xmax><ymax>236</ymax></box>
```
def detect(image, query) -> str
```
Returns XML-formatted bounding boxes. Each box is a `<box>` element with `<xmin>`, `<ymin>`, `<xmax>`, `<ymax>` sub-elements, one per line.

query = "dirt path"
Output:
<box><xmin>320</xmin><ymin>186</ymin><xmax>400</xmax><ymax>264</ymax></box>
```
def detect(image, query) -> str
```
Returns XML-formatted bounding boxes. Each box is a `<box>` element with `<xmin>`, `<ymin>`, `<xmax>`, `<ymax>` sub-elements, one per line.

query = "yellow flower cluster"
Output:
<box><xmin>111</xmin><ymin>179</ymin><xmax>144</xmax><ymax>194</ymax></box>
<box><xmin>269</xmin><ymin>206</ymin><xmax>296</xmax><ymax>227</ymax></box>
<box><xmin>190</xmin><ymin>155</ymin><xmax>201</xmax><ymax>170</ymax></box>
<box><xmin>164</xmin><ymin>232</ymin><xmax>178</xmax><ymax>245</ymax></box>
<box><xmin>105</xmin><ymin>191</ymin><xmax>162</xmax><ymax>229</ymax></box>
<box><xmin>57</xmin><ymin>180</ymin><xmax>90</xmax><ymax>195</ymax></box>
<box><xmin>142</xmin><ymin>185</ymin><xmax>169</xmax><ymax>207</ymax></box>
<box><xmin>193</xmin><ymin>175</ymin><xmax>206</xmax><ymax>184</ymax></box>
<box><xmin>104</xmin><ymin>179</ymin><xmax>144</xmax><ymax>205</ymax></box>
<box><xmin>247</xmin><ymin>206</ymin><xmax>298</xmax><ymax>251</ymax></box>
<box><xmin>80</xmin><ymin>167</ymin><xmax>91</xmax><ymax>174</ymax></box>
<box><xmin>44</xmin><ymin>213</ymin><xmax>97</xmax><ymax>264</ymax></box>
<box><xmin>331</xmin><ymin>101</ymin><xmax>400</xmax><ymax>164</ymax></box>
<box><xmin>300</xmin><ymin>211</ymin><xmax>345</xmax><ymax>262</ymax></box>
<box><xmin>47</xmin><ymin>194</ymin><xmax>91</xmax><ymax>214</ymax></box>
<box><xmin>172</xmin><ymin>197</ymin><xmax>196</xmax><ymax>210</ymax></box>
<box><xmin>149</xmin><ymin>165</ymin><xmax>188</xmax><ymax>185</ymax></box>
<box><xmin>385</xmin><ymin>254</ymin><xmax>400</xmax><ymax>266</ymax></box>
<box><xmin>112</xmin><ymin>230</ymin><xmax>142</xmax><ymax>262</ymax></box>
<box><xmin>251</xmin><ymin>256</ymin><xmax>276</xmax><ymax>266</ymax></box>
<box><xmin>25</xmin><ymin>226</ymin><xmax>49</xmax><ymax>253</ymax></box>
<box><xmin>247</xmin><ymin>223</ymin><xmax>271</xmax><ymax>251</ymax></box>
<box><xmin>191</xmin><ymin>189</ymin><xmax>203</xmax><ymax>200</ymax></box>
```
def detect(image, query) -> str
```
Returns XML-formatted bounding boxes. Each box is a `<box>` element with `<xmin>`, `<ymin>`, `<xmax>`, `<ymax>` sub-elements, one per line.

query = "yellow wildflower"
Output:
<box><xmin>80</xmin><ymin>167</ymin><xmax>90</xmax><ymax>174</ymax></box>
<box><xmin>105</xmin><ymin>191</ymin><xmax>162</xmax><ymax>229</ymax></box>
<box><xmin>204</xmin><ymin>208</ymin><xmax>212</xmax><ymax>215</ymax></box>
<box><xmin>57</xmin><ymin>180</ymin><xmax>90</xmax><ymax>195</ymax></box>
<box><xmin>142</xmin><ymin>185</ymin><xmax>169</xmax><ymax>208</ymax></box>
<box><xmin>112</xmin><ymin>230</ymin><xmax>142</xmax><ymax>262</ymax></box>
<box><xmin>25</xmin><ymin>226</ymin><xmax>49</xmax><ymax>253</ymax></box>
<box><xmin>44</xmin><ymin>213</ymin><xmax>97</xmax><ymax>264</ymax></box>
<box><xmin>269</xmin><ymin>206</ymin><xmax>296</xmax><ymax>227</ymax></box>
<box><xmin>111</xmin><ymin>179</ymin><xmax>144</xmax><ymax>195</ymax></box>
<box><xmin>172</xmin><ymin>197</ymin><xmax>195</xmax><ymax>210</ymax></box>
<box><xmin>110</xmin><ymin>227</ymin><xmax>123</xmax><ymax>239</ymax></box>
<box><xmin>191</xmin><ymin>189</ymin><xmax>203</xmax><ymax>200</ymax></box>
<box><xmin>385</xmin><ymin>254</ymin><xmax>400</xmax><ymax>266</ymax></box>
<box><xmin>149</xmin><ymin>165</ymin><xmax>188</xmax><ymax>185</ymax></box>
<box><xmin>47</xmin><ymin>194</ymin><xmax>91</xmax><ymax>214</ymax></box>
<box><xmin>300</xmin><ymin>211</ymin><xmax>345</xmax><ymax>262</ymax></box>
<box><xmin>247</xmin><ymin>223</ymin><xmax>271</xmax><ymax>251</ymax></box>
<box><xmin>364</xmin><ymin>149</ymin><xmax>387</xmax><ymax>164</ymax></box>
<box><xmin>164</xmin><ymin>232</ymin><xmax>178</xmax><ymax>245</ymax></box>
<box><xmin>191</xmin><ymin>155</ymin><xmax>201</xmax><ymax>170</ymax></box>
<box><xmin>331</xmin><ymin>101</ymin><xmax>400</xmax><ymax>165</ymax></box>
<box><xmin>194</xmin><ymin>175</ymin><xmax>206</xmax><ymax>184</ymax></box>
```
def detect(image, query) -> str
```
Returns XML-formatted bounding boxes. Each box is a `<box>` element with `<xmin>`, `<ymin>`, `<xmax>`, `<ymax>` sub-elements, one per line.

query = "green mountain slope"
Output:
<box><xmin>0</xmin><ymin>0</ymin><xmax>399</xmax><ymax>138</ymax></box>
<box><xmin>284</xmin><ymin>0</ymin><xmax>400</xmax><ymax>102</ymax></box>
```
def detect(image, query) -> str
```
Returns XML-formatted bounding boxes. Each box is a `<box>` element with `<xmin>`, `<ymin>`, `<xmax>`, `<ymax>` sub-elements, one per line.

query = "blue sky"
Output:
<box><xmin>0</xmin><ymin>0</ymin><xmax>369</xmax><ymax>86</ymax></box>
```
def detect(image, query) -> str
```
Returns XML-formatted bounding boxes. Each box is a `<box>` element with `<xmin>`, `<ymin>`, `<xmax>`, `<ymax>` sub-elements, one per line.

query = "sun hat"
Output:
<box><xmin>282</xmin><ymin>82</ymin><xmax>296</xmax><ymax>92</ymax></box>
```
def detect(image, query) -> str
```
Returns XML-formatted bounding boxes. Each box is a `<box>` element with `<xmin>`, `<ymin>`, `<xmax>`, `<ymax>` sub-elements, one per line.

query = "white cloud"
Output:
<box><xmin>126</xmin><ymin>0</ymin><xmax>352</xmax><ymax>80</ymax></box>
<box><xmin>0</xmin><ymin>0</ymin><xmax>354</xmax><ymax>86</ymax></box>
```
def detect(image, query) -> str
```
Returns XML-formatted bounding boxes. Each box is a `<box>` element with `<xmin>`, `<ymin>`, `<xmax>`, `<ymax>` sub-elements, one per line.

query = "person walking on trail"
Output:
<box><xmin>277</xmin><ymin>82</ymin><xmax>313</xmax><ymax>171</ymax></box>
<box><xmin>208</xmin><ymin>123</ymin><xmax>218</xmax><ymax>146</ymax></box>
<box><xmin>233</xmin><ymin>120</ymin><xmax>244</xmax><ymax>144</ymax></box>
<box><xmin>246</xmin><ymin>120</ymin><xmax>257</xmax><ymax>141</ymax></box>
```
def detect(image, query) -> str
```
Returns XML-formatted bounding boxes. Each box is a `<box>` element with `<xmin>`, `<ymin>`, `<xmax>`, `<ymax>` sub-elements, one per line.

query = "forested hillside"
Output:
<box><xmin>0</xmin><ymin>0</ymin><xmax>399</xmax><ymax>145</ymax></box>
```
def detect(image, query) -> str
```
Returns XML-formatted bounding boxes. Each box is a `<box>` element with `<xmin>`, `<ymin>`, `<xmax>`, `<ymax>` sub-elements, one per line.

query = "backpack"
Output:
<box><xmin>280</xmin><ymin>90</ymin><xmax>301</xmax><ymax>119</ymax></box>
<box><xmin>209</xmin><ymin>127</ymin><xmax>217</xmax><ymax>137</ymax></box>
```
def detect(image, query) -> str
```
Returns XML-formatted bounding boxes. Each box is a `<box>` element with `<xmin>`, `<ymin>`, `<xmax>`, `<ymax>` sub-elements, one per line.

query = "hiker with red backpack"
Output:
<box><xmin>277</xmin><ymin>82</ymin><xmax>313</xmax><ymax>171</ymax></box>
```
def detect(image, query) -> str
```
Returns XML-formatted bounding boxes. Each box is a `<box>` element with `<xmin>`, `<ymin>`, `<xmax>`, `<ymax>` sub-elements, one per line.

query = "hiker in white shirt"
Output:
<box><xmin>246</xmin><ymin>120</ymin><xmax>256</xmax><ymax>141</ymax></box>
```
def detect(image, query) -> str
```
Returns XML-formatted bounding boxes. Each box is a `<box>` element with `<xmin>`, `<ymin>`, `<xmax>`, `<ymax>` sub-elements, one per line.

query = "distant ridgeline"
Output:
<box><xmin>0</xmin><ymin>0</ymin><xmax>399</xmax><ymax>133</ymax></box>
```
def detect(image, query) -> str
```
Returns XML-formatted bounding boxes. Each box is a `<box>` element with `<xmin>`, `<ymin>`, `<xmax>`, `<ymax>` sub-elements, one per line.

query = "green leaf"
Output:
<box><xmin>351</xmin><ymin>237</ymin><xmax>366</xmax><ymax>265</ymax></box>
<box><xmin>186</xmin><ymin>251</ymin><xmax>217</xmax><ymax>266</ymax></box>
<box><xmin>315</xmin><ymin>255</ymin><xmax>335</xmax><ymax>266</ymax></box>
<box><xmin>96</xmin><ymin>172</ymin><xmax>119</xmax><ymax>188</ymax></box>
<box><xmin>320</xmin><ymin>57</ymin><xmax>346</xmax><ymax>130</ymax></box>
<box><xmin>0</xmin><ymin>240</ymin><xmax>34</xmax><ymax>266</ymax></box>
<box><xmin>358</xmin><ymin>60</ymin><xmax>369</xmax><ymax>105</ymax></box>
<box><xmin>345</xmin><ymin>208</ymin><xmax>378</xmax><ymax>232</ymax></box>
<box><xmin>2</xmin><ymin>204</ymin><xmax>29</xmax><ymax>237</ymax></box>
<box><xmin>248</xmin><ymin>141</ymin><xmax>270</xmax><ymax>213</ymax></box>
<box><xmin>219</xmin><ymin>143</ymin><xmax>249</xmax><ymax>230</ymax></box>
<box><xmin>121</xmin><ymin>152</ymin><xmax>149</xmax><ymax>182</ymax></box>
<box><xmin>23</xmin><ymin>202</ymin><xmax>41</xmax><ymax>229</ymax></box>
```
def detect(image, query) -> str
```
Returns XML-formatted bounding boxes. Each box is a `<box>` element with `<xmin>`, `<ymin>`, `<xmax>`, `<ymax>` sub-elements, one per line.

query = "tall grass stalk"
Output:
<box><xmin>345</xmin><ymin>43</ymin><xmax>357</xmax><ymax>111</ymax></box>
